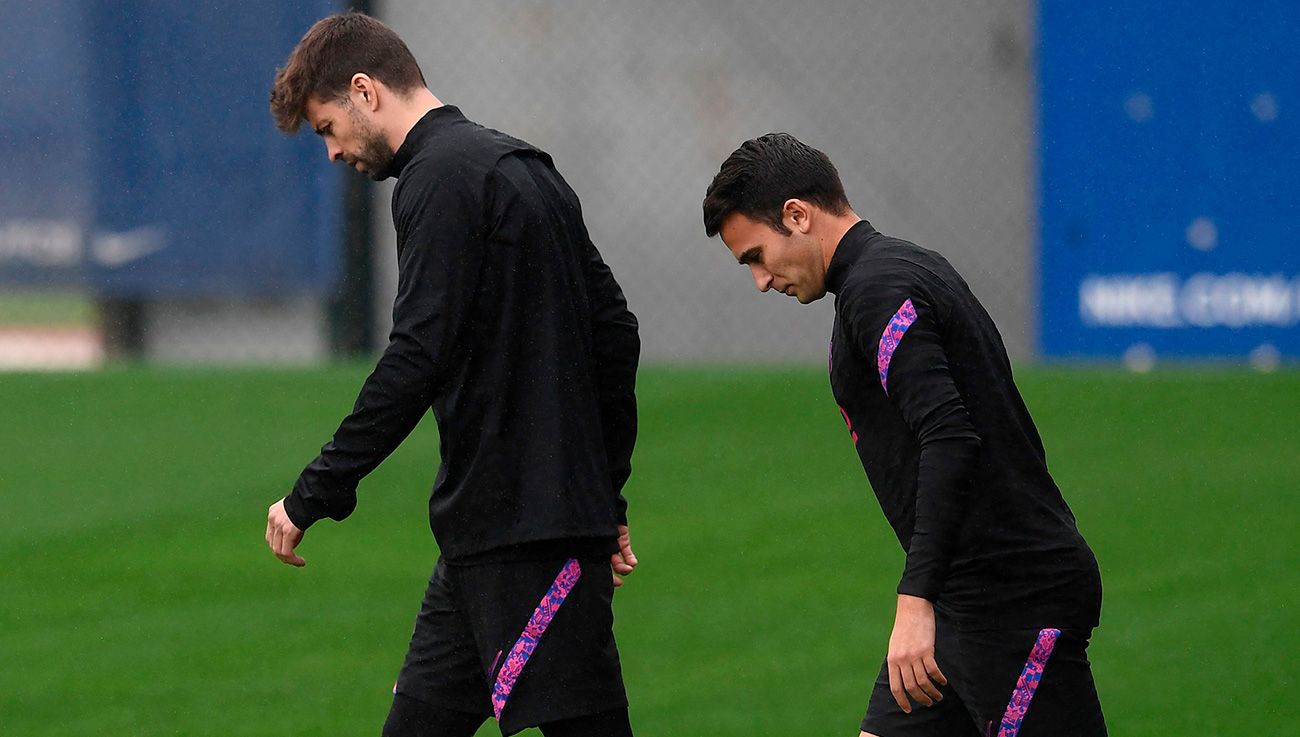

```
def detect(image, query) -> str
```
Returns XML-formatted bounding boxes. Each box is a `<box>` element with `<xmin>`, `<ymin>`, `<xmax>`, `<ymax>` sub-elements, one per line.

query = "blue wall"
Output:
<box><xmin>0</xmin><ymin>1</ymin><xmax>340</xmax><ymax>297</ymax></box>
<box><xmin>1038</xmin><ymin>1</ymin><xmax>1300</xmax><ymax>359</ymax></box>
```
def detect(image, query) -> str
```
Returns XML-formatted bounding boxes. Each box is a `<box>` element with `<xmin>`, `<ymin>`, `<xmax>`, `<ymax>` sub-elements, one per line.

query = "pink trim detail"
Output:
<box><xmin>830</xmin><ymin>339</ymin><xmax>858</xmax><ymax>443</ymax></box>
<box><xmin>491</xmin><ymin>558</ymin><xmax>582</xmax><ymax>720</ymax></box>
<box><xmin>838</xmin><ymin>405</ymin><xmax>859</xmax><ymax>443</ymax></box>
<box><xmin>996</xmin><ymin>628</ymin><xmax>1061</xmax><ymax>737</ymax></box>
<box><xmin>877</xmin><ymin>299</ymin><xmax>917</xmax><ymax>394</ymax></box>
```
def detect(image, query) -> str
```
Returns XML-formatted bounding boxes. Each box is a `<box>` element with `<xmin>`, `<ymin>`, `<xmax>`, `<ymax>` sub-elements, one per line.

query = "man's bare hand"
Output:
<box><xmin>886</xmin><ymin>594</ymin><xmax>947</xmax><ymax>713</ymax></box>
<box><xmin>611</xmin><ymin>524</ymin><xmax>637</xmax><ymax>587</ymax></box>
<box><xmin>266</xmin><ymin>498</ymin><xmax>306</xmax><ymax>567</ymax></box>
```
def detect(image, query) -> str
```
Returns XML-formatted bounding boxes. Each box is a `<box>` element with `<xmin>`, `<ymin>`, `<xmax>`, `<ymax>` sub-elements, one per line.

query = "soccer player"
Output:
<box><xmin>702</xmin><ymin>133</ymin><xmax>1106</xmax><ymax>737</ymax></box>
<box><xmin>264</xmin><ymin>13</ymin><xmax>640</xmax><ymax>737</ymax></box>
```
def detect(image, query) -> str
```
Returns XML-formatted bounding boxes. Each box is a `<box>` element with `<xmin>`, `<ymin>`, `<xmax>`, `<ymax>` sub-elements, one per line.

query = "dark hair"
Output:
<box><xmin>702</xmin><ymin>133</ymin><xmax>851</xmax><ymax>237</ymax></box>
<box><xmin>270</xmin><ymin>12</ymin><xmax>426</xmax><ymax>133</ymax></box>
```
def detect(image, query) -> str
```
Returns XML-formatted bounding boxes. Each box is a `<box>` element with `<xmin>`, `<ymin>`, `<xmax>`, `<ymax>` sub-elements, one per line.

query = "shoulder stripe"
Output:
<box><xmin>877</xmin><ymin>298</ymin><xmax>917</xmax><ymax>395</ymax></box>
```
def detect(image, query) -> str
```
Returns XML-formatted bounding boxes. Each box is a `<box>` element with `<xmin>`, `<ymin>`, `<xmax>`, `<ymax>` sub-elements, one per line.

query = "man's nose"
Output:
<box><xmin>326</xmin><ymin>141</ymin><xmax>344</xmax><ymax>162</ymax></box>
<box><xmin>751</xmin><ymin>267</ymin><xmax>773</xmax><ymax>292</ymax></box>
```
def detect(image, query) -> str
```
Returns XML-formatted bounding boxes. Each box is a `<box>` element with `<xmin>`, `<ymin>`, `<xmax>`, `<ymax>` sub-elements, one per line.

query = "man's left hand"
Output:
<box><xmin>611</xmin><ymin>524</ymin><xmax>637</xmax><ymax>587</ymax></box>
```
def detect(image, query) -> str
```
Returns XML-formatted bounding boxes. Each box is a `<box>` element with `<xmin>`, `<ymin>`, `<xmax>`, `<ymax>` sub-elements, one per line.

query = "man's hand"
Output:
<box><xmin>266</xmin><ymin>498</ymin><xmax>306</xmax><ymax>567</ymax></box>
<box><xmin>610</xmin><ymin>524</ymin><xmax>637</xmax><ymax>587</ymax></box>
<box><xmin>886</xmin><ymin>594</ymin><xmax>947</xmax><ymax>713</ymax></box>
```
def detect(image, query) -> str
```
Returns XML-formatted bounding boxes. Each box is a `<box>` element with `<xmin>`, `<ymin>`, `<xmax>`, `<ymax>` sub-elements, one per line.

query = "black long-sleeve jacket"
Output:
<box><xmin>283</xmin><ymin>106</ymin><xmax>640</xmax><ymax>560</ymax></box>
<box><xmin>827</xmin><ymin>221</ymin><xmax>1100</xmax><ymax>630</ymax></box>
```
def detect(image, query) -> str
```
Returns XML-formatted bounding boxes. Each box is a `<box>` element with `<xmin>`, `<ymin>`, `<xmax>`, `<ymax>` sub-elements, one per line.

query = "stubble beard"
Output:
<box><xmin>351</xmin><ymin>109</ymin><xmax>396</xmax><ymax>180</ymax></box>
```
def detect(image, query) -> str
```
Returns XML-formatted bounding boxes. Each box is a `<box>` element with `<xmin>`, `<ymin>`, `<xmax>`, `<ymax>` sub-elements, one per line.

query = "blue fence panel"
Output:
<box><xmin>0</xmin><ymin>0</ymin><xmax>340</xmax><ymax>297</ymax></box>
<box><xmin>1038</xmin><ymin>1</ymin><xmax>1300</xmax><ymax>359</ymax></box>
<box><xmin>0</xmin><ymin>0</ymin><xmax>95</xmax><ymax>285</ymax></box>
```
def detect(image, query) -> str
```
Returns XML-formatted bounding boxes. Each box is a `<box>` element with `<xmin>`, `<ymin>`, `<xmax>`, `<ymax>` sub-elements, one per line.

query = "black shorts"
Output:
<box><xmin>393</xmin><ymin>555</ymin><xmax>627</xmax><ymax>736</ymax></box>
<box><xmin>861</xmin><ymin>612</ymin><xmax>1106</xmax><ymax>737</ymax></box>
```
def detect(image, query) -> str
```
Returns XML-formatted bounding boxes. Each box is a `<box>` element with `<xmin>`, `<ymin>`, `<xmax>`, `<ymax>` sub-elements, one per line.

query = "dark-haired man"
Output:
<box><xmin>703</xmin><ymin>133</ymin><xmax>1106</xmax><ymax>737</ymax></box>
<box><xmin>264</xmin><ymin>12</ymin><xmax>640</xmax><ymax>737</ymax></box>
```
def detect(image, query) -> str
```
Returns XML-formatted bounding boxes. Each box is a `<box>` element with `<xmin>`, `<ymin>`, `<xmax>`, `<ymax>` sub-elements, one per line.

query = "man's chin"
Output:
<box><xmin>353</xmin><ymin>160</ymin><xmax>389</xmax><ymax>181</ymax></box>
<box><xmin>362</xmin><ymin>156</ymin><xmax>395</xmax><ymax>181</ymax></box>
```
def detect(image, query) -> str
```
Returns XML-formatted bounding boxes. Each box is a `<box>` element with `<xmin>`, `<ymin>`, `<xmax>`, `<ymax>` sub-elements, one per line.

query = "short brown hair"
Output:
<box><xmin>703</xmin><ymin>133</ymin><xmax>851</xmax><ymax>238</ymax></box>
<box><xmin>270</xmin><ymin>12</ymin><xmax>426</xmax><ymax>133</ymax></box>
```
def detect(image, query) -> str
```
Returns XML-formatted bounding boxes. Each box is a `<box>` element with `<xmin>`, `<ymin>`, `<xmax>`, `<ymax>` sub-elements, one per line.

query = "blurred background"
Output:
<box><xmin>7</xmin><ymin>0</ymin><xmax>1296</xmax><ymax>367</ymax></box>
<box><xmin>2</xmin><ymin>1</ymin><xmax>1296</xmax><ymax>735</ymax></box>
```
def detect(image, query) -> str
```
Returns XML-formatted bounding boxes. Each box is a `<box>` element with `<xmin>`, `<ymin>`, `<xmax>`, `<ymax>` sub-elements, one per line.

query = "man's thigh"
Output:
<box><xmin>392</xmin><ymin>559</ymin><xmax>495</xmax><ymax>717</ymax></box>
<box><xmin>958</xmin><ymin>627</ymin><xmax>1107</xmax><ymax>737</ymax></box>
<box><xmin>860</xmin><ymin>614</ymin><xmax>982</xmax><ymax>737</ymax></box>
<box><xmin>860</xmin><ymin>659</ymin><xmax>982</xmax><ymax>736</ymax></box>
<box><xmin>453</xmin><ymin>556</ymin><xmax>629</xmax><ymax>735</ymax></box>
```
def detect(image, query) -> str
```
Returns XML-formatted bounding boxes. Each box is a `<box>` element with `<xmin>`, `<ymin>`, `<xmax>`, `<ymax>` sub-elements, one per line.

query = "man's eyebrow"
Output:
<box><xmin>738</xmin><ymin>247</ymin><xmax>762</xmax><ymax>265</ymax></box>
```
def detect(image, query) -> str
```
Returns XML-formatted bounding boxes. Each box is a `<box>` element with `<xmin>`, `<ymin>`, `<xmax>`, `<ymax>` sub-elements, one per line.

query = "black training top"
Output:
<box><xmin>283</xmin><ymin>106</ymin><xmax>640</xmax><ymax>561</ymax></box>
<box><xmin>827</xmin><ymin>221</ymin><xmax>1100</xmax><ymax>630</ymax></box>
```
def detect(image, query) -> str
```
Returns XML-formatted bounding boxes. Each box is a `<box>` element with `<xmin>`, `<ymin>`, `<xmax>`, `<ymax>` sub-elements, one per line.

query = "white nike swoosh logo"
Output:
<box><xmin>91</xmin><ymin>227</ymin><xmax>167</xmax><ymax>268</ymax></box>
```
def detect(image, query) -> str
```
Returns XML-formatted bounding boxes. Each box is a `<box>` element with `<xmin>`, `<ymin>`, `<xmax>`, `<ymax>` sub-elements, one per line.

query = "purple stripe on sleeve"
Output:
<box><xmin>877</xmin><ymin>298</ymin><xmax>917</xmax><ymax>394</ymax></box>
<box><xmin>996</xmin><ymin>628</ymin><xmax>1061</xmax><ymax>737</ymax></box>
<box><xmin>491</xmin><ymin>558</ymin><xmax>583</xmax><ymax>721</ymax></box>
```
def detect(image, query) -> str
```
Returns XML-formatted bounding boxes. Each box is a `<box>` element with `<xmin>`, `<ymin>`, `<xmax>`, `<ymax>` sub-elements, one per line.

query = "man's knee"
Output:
<box><xmin>382</xmin><ymin>693</ymin><xmax>486</xmax><ymax>737</ymax></box>
<box><xmin>538</xmin><ymin>707</ymin><xmax>633</xmax><ymax>737</ymax></box>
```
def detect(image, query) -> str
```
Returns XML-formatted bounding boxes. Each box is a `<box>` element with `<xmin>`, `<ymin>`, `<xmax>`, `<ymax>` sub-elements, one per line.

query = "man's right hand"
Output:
<box><xmin>886</xmin><ymin>594</ymin><xmax>947</xmax><ymax>713</ymax></box>
<box><xmin>266</xmin><ymin>498</ymin><xmax>306</xmax><ymax>567</ymax></box>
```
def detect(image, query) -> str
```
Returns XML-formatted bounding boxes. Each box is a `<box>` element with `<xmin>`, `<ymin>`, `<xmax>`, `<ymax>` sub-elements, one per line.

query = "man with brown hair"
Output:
<box><xmin>264</xmin><ymin>12</ymin><xmax>640</xmax><ymax>737</ymax></box>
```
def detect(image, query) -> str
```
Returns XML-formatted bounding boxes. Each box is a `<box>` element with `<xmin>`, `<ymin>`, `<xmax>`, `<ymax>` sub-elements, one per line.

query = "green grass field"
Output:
<box><xmin>0</xmin><ymin>289</ymin><xmax>95</xmax><ymax>326</ymax></box>
<box><xmin>1</xmin><ymin>366</ymin><xmax>1296</xmax><ymax>735</ymax></box>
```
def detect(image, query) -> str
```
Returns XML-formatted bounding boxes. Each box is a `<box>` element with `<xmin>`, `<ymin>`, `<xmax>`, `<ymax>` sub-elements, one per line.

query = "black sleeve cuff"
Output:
<box><xmin>284</xmin><ymin>472</ymin><xmax>358</xmax><ymax>530</ymax></box>
<box><xmin>614</xmin><ymin>492</ymin><xmax>629</xmax><ymax>526</ymax></box>
<box><xmin>282</xmin><ymin>488</ymin><xmax>319</xmax><ymax>531</ymax></box>
<box><xmin>896</xmin><ymin>577</ymin><xmax>941</xmax><ymax>602</ymax></box>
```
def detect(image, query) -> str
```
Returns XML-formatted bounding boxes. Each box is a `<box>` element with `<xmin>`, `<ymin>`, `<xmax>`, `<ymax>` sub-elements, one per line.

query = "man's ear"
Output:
<box><xmin>783</xmin><ymin>199</ymin><xmax>813</xmax><ymax>234</ymax></box>
<box><xmin>350</xmin><ymin>73</ymin><xmax>379</xmax><ymax>112</ymax></box>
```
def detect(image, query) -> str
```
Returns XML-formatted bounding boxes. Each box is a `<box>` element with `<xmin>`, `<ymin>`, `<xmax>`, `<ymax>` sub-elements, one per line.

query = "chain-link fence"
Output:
<box><xmin>376</xmin><ymin>0</ymin><xmax>1035</xmax><ymax>362</ymax></box>
<box><xmin>0</xmin><ymin>1</ymin><xmax>1034</xmax><ymax>367</ymax></box>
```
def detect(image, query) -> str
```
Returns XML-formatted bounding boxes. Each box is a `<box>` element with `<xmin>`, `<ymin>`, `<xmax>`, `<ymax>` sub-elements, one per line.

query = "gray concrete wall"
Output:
<box><xmin>375</xmin><ymin>0</ymin><xmax>1036</xmax><ymax>361</ymax></box>
<box><xmin>143</xmin><ymin>297</ymin><xmax>327</xmax><ymax>365</ymax></box>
